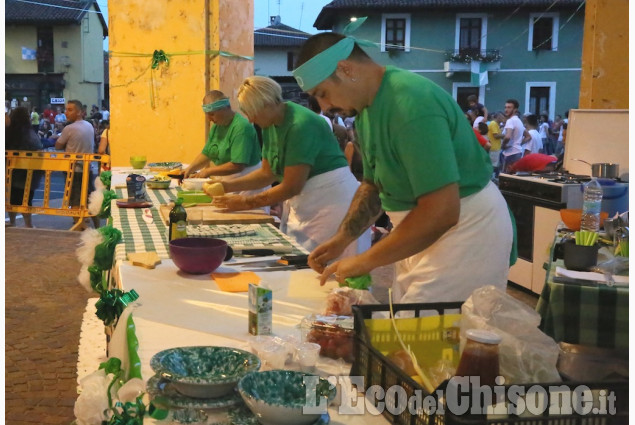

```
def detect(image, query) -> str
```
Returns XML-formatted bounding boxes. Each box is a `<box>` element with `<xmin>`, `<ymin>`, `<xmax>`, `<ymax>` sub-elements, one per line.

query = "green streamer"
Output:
<box><xmin>126</xmin><ymin>315</ymin><xmax>142</xmax><ymax>381</ymax></box>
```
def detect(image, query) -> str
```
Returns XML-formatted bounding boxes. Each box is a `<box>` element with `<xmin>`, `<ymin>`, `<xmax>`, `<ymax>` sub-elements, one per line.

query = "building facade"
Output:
<box><xmin>254</xmin><ymin>16</ymin><xmax>309</xmax><ymax>104</ymax></box>
<box><xmin>5</xmin><ymin>0</ymin><xmax>108</xmax><ymax>112</ymax></box>
<box><xmin>315</xmin><ymin>0</ymin><xmax>585</xmax><ymax>119</ymax></box>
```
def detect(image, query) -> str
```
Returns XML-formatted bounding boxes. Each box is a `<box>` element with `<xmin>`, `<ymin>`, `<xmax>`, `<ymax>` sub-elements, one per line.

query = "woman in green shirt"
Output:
<box><xmin>183</xmin><ymin>90</ymin><xmax>261</xmax><ymax>180</ymax></box>
<box><xmin>208</xmin><ymin>76</ymin><xmax>370</xmax><ymax>256</ymax></box>
<box><xmin>293</xmin><ymin>27</ymin><xmax>513</xmax><ymax>303</ymax></box>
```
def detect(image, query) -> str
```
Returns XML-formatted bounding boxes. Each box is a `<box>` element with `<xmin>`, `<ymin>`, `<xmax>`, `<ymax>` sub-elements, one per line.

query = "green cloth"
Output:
<box><xmin>261</xmin><ymin>102</ymin><xmax>349</xmax><ymax>181</ymax></box>
<box><xmin>537</xmin><ymin>258</ymin><xmax>629</xmax><ymax>350</ymax></box>
<box><xmin>356</xmin><ymin>66</ymin><xmax>492</xmax><ymax>212</ymax></box>
<box><xmin>201</xmin><ymin>113</ymin><xmax>260</xmax><ymax>167</ymax></box>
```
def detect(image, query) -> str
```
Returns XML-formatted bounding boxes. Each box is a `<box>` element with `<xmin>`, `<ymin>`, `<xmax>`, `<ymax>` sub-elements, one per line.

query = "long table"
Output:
<box><xmin>101</xmin><ymin>168</ymin><xmax>389</xmax><ymax>424</ymax></box>
<box><xmin>536</xmin><ymin>234</ymin><xmax>629</xmax><ymax>351</ymax></box>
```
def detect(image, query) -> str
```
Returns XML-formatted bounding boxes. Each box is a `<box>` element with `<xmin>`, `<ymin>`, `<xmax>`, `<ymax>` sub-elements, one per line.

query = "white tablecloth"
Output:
<box><xmin>107</xmin><ymin>259</ymin><xmax>389</xmax><ymax>424</ymax></box>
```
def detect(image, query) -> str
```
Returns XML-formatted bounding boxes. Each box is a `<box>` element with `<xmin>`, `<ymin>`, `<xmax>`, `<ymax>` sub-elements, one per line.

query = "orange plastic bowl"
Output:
<box><xmin>560</xmin><ymin>209</ymin><xmax>609</xmax><ymax>231</ymax></box>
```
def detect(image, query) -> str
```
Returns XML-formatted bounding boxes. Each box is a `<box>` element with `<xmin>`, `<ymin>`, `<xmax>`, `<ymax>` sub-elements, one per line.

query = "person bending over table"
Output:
<box><xmin>183</xmin><ymin>90</ymin><xmax>262</xmax><ymax>181</ymax></box>
<box><xmin>293</xmin><ymin>23</ymin><xmax>513</xmax><ymax>303</ymax></box>
<box><xmin>207</xmin><ymin>76</ymin><xmax>371</xmax><ymax>257</ymax></box>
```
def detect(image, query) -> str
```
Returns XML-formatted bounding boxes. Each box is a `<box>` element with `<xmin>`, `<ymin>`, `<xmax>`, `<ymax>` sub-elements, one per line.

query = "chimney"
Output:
<box><xmin>270</xmin><ymin>15</ymin><xmax>281</xmax><ymax>26</ymax></box>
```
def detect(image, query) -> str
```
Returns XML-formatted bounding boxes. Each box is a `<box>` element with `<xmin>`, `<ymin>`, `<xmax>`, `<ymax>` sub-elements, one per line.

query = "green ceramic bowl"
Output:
<box><xmin>150</xmin><ymin>346</ymin><xmax>261</xmax><ymax>399</ymax></box>
<box><xmin>238</xmin><ymin>370</ymin><xmax>335</xmax><ymax>425</ymax></box>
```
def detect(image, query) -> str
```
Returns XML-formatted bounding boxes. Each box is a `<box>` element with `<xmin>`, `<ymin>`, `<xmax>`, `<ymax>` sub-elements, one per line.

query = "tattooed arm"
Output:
<box><xmin>308</xmin><ymin>180</ymin><xmax>383</xmax><ymax>272</ymax></box>
<box><xmin>315</xmin><ymin>183</ymin><xmax>461</xmax><ymax>285</ymax></box>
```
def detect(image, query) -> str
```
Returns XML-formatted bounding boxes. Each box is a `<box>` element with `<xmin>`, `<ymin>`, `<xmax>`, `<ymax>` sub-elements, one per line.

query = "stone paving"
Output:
<box><xmin>5</xmin><ymin>228</ymin><xmax>91</xmax><ymax>425</ymax></box>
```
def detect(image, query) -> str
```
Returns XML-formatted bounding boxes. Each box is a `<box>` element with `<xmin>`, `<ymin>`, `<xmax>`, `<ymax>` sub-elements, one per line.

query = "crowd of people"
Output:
<box><xmin>5</xmin><ymin>100</ymin><xmax>110</xmax><ymax>229</ymax></box>
<box><xmin>463</xmin><ymin>94</ymin><xmax>568</xmax><ymax>175</ymax></box>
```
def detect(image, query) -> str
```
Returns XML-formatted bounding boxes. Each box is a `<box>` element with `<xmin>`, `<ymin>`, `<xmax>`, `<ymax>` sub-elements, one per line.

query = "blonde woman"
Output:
<box><xmin>207</xmin><ymin>76</ymin><xmax>370</xmax><ymax>257</ymax></box>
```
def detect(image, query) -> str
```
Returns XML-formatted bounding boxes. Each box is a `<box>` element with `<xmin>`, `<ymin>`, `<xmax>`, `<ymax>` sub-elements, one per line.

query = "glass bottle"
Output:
<box><xmin>455</xmin><ymin>329</ymin><xmax>501</xmax><ymax>386</ymax></box>
<box><xmin>168</xmin><ymin>197</ymin><xmax>188</xmax><ymax>241</ymax></box>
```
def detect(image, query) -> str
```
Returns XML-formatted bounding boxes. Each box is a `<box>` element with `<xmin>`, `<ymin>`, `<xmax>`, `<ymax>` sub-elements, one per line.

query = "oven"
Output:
<box><xmin>498</xmin><ymin>173</ymin><xmax>585</xmax><ymax>293</ymax></box>
<box><xmin>500</xmin><ymin>190</ymin><xmax>567</xmax><ymax>262</ymax></box>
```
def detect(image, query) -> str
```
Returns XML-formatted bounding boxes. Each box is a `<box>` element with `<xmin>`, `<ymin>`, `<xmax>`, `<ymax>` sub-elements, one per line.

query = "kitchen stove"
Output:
<box><xmin>498</xmin><ymin>172</ymin><xmax>585</xmax><ymax>208</ymax></box>
<box><xmin>498</xmin><ymin>171</ymin><xmax>588</xmax><ymax>294</ymax></box>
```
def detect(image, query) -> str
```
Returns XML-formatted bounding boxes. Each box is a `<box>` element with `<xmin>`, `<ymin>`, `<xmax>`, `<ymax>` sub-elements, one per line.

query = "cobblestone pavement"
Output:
<box><xmin>5</xmin><ymin>228</ymin><xmax>91</xmax><ymax>425</ymax></box>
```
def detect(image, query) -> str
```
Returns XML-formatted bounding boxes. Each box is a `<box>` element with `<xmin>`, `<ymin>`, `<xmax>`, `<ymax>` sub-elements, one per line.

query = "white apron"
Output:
<box><xmin>280</xmin><ymin>166</ymin><xmax>371</xmax><ymax>257</ymax></box>
<box><xmin>386</xmin><ymin>181</ymin><xmax>512</xmax><ymax>304</ymax></box>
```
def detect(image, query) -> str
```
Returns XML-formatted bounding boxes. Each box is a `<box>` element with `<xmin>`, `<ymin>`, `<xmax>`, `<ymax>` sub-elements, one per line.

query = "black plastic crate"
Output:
<box><xmin>352</xmin><ymin>303</ymin><xmax>628</xmax><ymax>425</ymax></box>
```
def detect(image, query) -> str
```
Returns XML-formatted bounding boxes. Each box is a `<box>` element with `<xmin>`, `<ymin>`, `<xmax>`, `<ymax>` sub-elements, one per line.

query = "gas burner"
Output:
<box><xmin>532</xmin><ymin>172</ymin><xmax>592</xmax><ymax>183</ymax></box>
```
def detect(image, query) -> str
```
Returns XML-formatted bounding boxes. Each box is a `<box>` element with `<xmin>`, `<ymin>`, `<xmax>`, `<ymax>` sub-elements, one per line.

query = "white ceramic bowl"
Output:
<box><xmin>150</xmin><ymin>346</ymin><xmax>260</xmax><ymax>399</ymax></box>
<box><xmin>182</xmin><ymin>178</ymin><xmax>209</xmax><ymax>191</ymax></box>
<box><xmin>238</xmin><ymin>370</ymin><xmax>335</xmax><ymax>425</ymax></box>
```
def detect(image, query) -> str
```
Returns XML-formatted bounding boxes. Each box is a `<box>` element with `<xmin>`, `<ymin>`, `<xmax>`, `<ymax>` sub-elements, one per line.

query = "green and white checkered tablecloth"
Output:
<box><xmin>537</xmin><ymin>244</ymin><xmax>629</xmax><ymax>350</ymax></box>
<box><xmin>112</xmin><ymin>187</ymin><xmax>307</xmax><ymax>261</ymax></box>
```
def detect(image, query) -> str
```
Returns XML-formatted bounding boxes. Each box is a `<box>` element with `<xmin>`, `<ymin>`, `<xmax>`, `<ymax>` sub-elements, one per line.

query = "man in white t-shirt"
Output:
<box><xmin>523</xmin><ymin>114</ymin><xmax>543</xmax><ymax>155</ymax></box>
<box><xmin>501</xmin><ymin>99</ymin><xmax>530</xmax><ymax>173</ymax></box>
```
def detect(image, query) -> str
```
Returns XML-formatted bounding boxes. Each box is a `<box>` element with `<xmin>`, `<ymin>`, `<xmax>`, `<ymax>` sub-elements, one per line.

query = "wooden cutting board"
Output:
<box><xmin>159</xmin><ymin>204</ymin><xmax>274</xmax><ymax>225</ymax></box>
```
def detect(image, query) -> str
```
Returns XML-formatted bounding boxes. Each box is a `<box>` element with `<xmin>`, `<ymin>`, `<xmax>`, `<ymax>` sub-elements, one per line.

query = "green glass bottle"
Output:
<box><xmin>169</xmin><ymin>197</ymin><xmax>188</xmax><ymax>241</ymax></box>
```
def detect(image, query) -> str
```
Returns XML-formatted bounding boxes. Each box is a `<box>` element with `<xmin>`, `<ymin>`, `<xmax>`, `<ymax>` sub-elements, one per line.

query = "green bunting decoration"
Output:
<box><xmin>95</xmin><ymin>289</ymin><xmax>139</xmax><ymax>327</ymax></box>
<box><xmin>100</xmin><ymin>171</ymin><xmax>112</xmax><ymax>190</ymax></box>
<box><xmin>93</xmin><ymin>226</ymin><xmax>123</xmax><ymax>270</ymax></box>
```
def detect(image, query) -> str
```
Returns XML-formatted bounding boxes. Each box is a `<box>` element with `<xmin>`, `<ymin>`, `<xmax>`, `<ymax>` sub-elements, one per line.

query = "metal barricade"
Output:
<box><xmin>5</xmin><ymin>151</ymin><xmax>111</xmax><ymax>231</ymax></box>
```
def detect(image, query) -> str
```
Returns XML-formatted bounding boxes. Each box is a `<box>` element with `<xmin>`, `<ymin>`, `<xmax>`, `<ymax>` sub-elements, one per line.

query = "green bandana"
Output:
<box><xmin>202</xmin><ymin>98</ymin><xmax>230</xmax><ymax>113</ymax></box>
<box><xmin>293</xmin><ymin>17</ymin><xmax>373</xmax><ymax>91</ymax></box>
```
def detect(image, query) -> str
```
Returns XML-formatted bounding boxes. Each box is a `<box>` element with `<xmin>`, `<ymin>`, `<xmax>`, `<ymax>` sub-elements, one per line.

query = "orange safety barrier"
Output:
<box><xmin>5</xmin><ymin>151</ymin><xmax>111</xmax><ymax>231</ymax></box>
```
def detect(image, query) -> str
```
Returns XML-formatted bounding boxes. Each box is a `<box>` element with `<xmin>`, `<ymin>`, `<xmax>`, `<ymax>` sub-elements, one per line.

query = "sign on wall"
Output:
<box><xmin>51</xmin><ymin>98</ymin><xmax>65</xmax><ymax>104</ymax></box>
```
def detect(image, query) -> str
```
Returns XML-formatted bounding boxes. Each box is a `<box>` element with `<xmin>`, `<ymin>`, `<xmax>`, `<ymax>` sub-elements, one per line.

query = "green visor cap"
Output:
<box><xmin>292</xmin><ymin>17</ymin><xmax>373</xmax><ymax>92</ymax></box>
<box><xmin>202</xmin><ymin>98</ymin><xmax>230</xmax><ymax>113</ymax></box>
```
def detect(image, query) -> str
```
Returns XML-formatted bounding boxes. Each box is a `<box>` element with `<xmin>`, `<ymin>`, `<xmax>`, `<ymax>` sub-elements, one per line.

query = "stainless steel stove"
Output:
<box><xmin>498</xmin><ymin>172</ymin><xmax>586</xmax><ymax>208</ymax></box>
<box><xmin>498</xmin><ymin>171</ymin><xmax>589</xmax><ymax>294</ymax></box>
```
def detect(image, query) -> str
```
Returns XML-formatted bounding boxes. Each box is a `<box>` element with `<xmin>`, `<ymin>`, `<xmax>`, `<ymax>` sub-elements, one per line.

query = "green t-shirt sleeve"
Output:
<box><xmin>393</xmin><ymin>115</ymin><xmax>460</xmax><ymax>198</ymax></box>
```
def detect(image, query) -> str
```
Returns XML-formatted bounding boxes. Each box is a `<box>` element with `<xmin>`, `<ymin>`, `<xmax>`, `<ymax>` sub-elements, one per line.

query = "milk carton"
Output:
<box><xmin>248</xmin><ymin>284</ymin><xmax>272</xmax><ymax>335</ymax></box>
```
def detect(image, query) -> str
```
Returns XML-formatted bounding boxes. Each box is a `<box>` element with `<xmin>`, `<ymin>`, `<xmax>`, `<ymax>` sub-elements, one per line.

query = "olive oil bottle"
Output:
<box><xmin>168</xmin><ymin>197</ymin><xmax>188</xmax><ymax>241</ymax></box>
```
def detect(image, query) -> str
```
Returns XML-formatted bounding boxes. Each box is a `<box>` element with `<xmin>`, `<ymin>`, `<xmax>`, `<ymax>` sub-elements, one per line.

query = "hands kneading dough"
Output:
<box><xmin>203</xmin><ymin>181</ymin><xmax>225</xmax><ymax>197</ymax></box>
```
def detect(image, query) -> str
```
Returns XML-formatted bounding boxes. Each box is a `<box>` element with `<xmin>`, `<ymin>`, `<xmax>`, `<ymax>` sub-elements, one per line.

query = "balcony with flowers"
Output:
<box><xmin>443</xmin><ymin>48</ymin><xmax>502</xmax><ymax>76</ymax></box>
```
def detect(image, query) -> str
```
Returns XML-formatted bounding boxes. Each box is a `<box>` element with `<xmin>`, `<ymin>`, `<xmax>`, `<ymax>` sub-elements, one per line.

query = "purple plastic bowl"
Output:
<box><xmin>169</xmin><ymin>238</ymin><xmax>228</xmax><ymax>274</ymax></box>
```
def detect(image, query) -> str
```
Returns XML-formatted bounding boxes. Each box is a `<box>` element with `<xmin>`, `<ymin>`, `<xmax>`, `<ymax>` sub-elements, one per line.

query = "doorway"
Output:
<box><xmin>455</xmin><ymin>86</ymin><xmax>480</xmax><ymax>112</ymax></box>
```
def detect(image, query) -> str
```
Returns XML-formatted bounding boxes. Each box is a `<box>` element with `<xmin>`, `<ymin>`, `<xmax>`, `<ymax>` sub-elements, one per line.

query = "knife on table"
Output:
<box><xmin>228</xmin><ymin>254</ymin><xmax>309</xmax><ymax>267</ymax></box>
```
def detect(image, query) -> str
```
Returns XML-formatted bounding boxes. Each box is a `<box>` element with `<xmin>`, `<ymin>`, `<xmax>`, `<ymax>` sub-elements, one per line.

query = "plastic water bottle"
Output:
<box><xmin>580</xmin><ymin>178</ymin><xmax>603</xmax><ymax>232</ymax></box>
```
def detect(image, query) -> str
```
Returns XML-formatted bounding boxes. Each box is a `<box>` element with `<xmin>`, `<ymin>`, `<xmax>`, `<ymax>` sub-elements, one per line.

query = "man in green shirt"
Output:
<box><xmin>183</xmin><ymin>90</ymin><xmax>261</xmax><ymax>179</ymax></box>
<box><xmin>294</xmin><ymin>27</ymin><xmax>513</xmax><ymax>303</ymax></box>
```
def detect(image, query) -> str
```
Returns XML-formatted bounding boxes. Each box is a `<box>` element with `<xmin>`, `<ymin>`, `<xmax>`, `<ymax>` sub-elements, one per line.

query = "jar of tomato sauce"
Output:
<box><xmin>455</xmin><ymin>329</ymin><xmax>501</xmax><ymax>386</ymax></box>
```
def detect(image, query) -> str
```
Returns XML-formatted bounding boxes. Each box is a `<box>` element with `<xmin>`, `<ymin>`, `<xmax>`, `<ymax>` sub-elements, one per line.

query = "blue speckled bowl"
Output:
<box><xmin>150</xmin><ymin>346</ymin><xmax>260</xmax><ymax>399</ymax></box>
<box><xmin>237</xmin><ymin>370</ymin><xmax>335</xmax><ymax>425</ymax></box>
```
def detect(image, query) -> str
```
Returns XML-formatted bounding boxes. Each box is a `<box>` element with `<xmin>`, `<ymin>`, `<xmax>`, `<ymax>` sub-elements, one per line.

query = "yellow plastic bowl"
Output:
<box><xmin>130</xmin><ymin>156</ymin><xmax>147</xmax><ymax>169</ymax></box>
<box><xmin>560</xmin><ymin>209</ymin><xmax>609</xmax><ymax>231</ymax></box>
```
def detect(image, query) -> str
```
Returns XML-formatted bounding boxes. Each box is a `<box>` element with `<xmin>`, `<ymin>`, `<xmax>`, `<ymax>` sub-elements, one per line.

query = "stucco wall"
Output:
<box><xmin>109</xmin><ymin>0</ymin><xmax>253</xmax><ymax>167</ymax></box>
<box><xmin>5</xmin><ymin>26</ymin><xmax>38</xmax><ymax>73</ymax></box>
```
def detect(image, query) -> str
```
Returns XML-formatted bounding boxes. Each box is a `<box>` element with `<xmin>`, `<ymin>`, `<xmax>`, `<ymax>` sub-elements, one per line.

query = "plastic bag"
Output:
<box><xmin>324</xmin><ymin>287</ymin><xmax>378</xmax><ymax>316</ymax></box>
<box><xmin>460</xmin><ymin>285</ymin><xmax>561</xmax><ymax>384</ymax></box>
